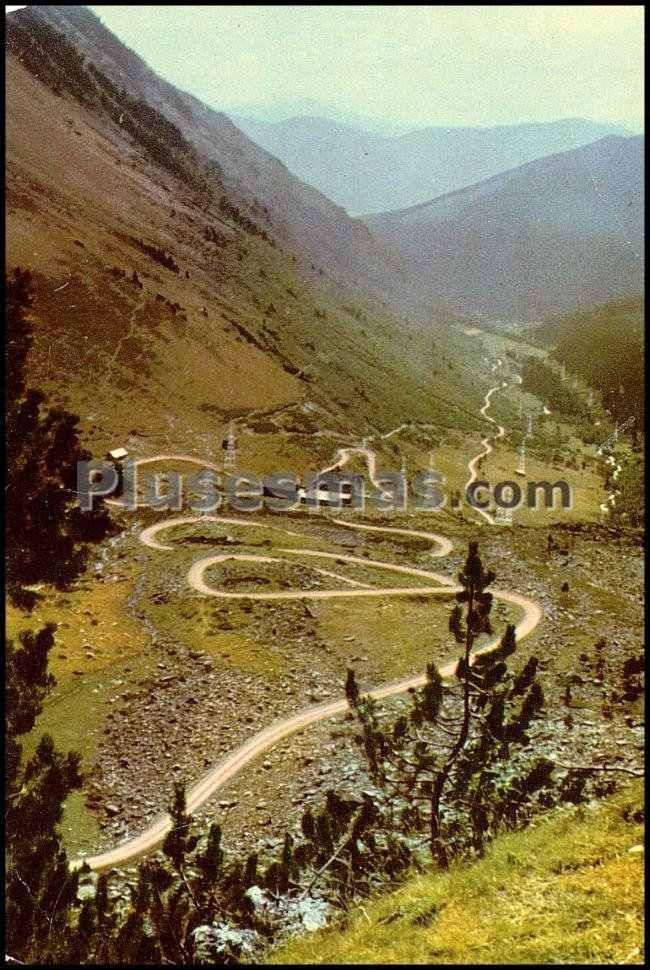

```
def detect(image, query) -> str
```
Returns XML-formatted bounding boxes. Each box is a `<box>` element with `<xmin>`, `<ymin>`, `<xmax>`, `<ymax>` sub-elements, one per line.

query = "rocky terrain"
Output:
<box><xmin>66</xmin><ymin>513</ymin><xmax>643</xmax><ymax>905</ymax></box>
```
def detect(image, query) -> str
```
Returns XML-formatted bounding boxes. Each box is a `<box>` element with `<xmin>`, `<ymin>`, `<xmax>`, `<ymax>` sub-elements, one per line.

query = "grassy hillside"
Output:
<box><xmin>269</xmin><ymin>782</ymin><xmax>644</xmax><ymax>965</ymax></box>
<box><xmin>10</xmin><ymin>4</ymin><xmax>438</xmax><ymax>314</ymax></box>
<box><xmin>6</xmin><ymin>26</ymin><xmax>485</xmax><ymax>464</ymax></box>
<box><xmin>544</xmin><ymin>298</ymin><xmax>644</xmax><ymax>432</ymax></box>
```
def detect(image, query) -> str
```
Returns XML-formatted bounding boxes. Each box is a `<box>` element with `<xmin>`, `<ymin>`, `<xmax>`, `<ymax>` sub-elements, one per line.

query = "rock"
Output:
<box><xmin>628</xmin><ymin>844</ymin><xmax>644</xmax><ymax>854</ymax></box>
<box><xmin>105</xmin><ymin>803</ymin><xmax>120</xmax><ymax>817</ymax></box>
<box><xmin>245</xmin><ymin>886</ymin><xmax>266</xmax><ymax>908</ymax></box>
<box><xmin>191</xmin><ymin>924</ymin><xmax>258</xmax><ymax>962</ymax></box>
<box><xmin>293</xmin><ymin>897</ymin><xmax>329</xmax><ymax>932</ymax></box>
<box><xmin>76</xmin><ymin>880</ymin><xmax>97</xmax><ymax>904</ymax></box>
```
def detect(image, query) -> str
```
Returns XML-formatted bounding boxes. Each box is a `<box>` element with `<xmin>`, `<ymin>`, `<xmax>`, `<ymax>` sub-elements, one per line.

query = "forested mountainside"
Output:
<box><xmin>534</xmin><ymin>297</ymin><xmax>644</xmax><ymax>431</ymax></box>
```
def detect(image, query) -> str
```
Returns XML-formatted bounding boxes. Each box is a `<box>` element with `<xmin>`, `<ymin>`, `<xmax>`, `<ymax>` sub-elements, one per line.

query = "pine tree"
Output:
<box><xmin>448</xmin><ymin>603</ymin><xmax>464</xmax><ymax>643</ymax></box>
<box><xmin>162</xmin><ymin>782</ymin><xmax>200</xmax><ymax>870</ymax></box>
<box><xmin>345</xmin><ymin>667</ymin><xmax>360</xmax><ymax>706</ymax></box>
<box><xmin>5</xmin><ymin>625</ymin><xmax>83</xmax><ymax>962</ymax></box>
<box><xmin>5</xmin><ymin>267</ymin><xmax>114</xmax><ymax>607</ymax></box>
<box><xmin>348</xmin><ymin>542</ymin><xmax>550</xmax><ymax>871</ymax></box>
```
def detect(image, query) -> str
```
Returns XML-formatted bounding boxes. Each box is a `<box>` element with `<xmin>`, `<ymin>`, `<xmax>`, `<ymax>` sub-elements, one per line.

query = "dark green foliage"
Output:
<box><xmin>345</xmin><ymin>667</ymin><xmax>360</xmax><ymax>706</ymax></box>
<box><xmin>7</xmin><ymin>15</ymin><xmax>95</xmax><ymax>106</ymax></box>
<box><xmin>448</xmin><ymin>603</ymin><xmax>464</xmax><ymax>643</ymax></box>
<box><xmin>520</xmin><ymin>357</ymin><xmax>583</xmax><ymax>416</ymax></box>
<box><xmin>612</xmin><ymin>454</ymin><xmax>644</xmax><ymax>527</ymax></box>
<box><xmin>550</xmin><ymin>298</ymin><xmax>644</xmax><ymax>431</ymax></box>
<box><xmin>348</xmin><ymin>542</ymin><xmax>554</xmax><ymax>870</ymax></box>
<box><xmin>5</xmin><ymin>269</ymin><xmax>114</xmax><ymax>607</ymax></box>
<box><xmin>7</xmin><ymin>14</ymin><xmax>216</xmax><ymax>199</ymax></box>
<box><xmin>134</xmin><ymin>241</ymin><xmax>180</xmax><ymax>273</ymax></box>
<box><xmin>578</xmin><ymin>638</ymin><xmax>645</xmax><ymax>713</ymax></box>
<box><xmin>5</xmin><ymin>268</ymin><xmax>113</xmax><ymax>962</ymax></box>
<box><xmin>5</xmin><ymin>625</ymin><xmax>83</xmax><ymax>963</ymax></box>
<box><xmin>7</xmin><ymin>541</ymin><xmax>618</xmax><ymax>961</ymax></box>
<box><xmin>220</xmin><ymin>196</ymin><xmax>273</xmax><ymax>243</ymax></box>
<box><xmin>163</xmin><ymin>782</ymin><xmax>200</xmax><ymax>869</ymax></box>
<box><xmin>195</xmin><ymin>822</ymin><xmax>225</xmax><ymax>888</ymax></box>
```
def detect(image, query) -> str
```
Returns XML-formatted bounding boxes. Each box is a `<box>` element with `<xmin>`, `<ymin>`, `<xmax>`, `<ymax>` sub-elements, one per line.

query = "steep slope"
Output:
<box><xmin>10</xmin><ymin>4</ymin><xmax>432</xmax><ymax>314</ymax></box>
<box><xmin>233</xmin><ymin>114</ymin><xmax>632</xmax><ymax>214</ymax></box>
<box><xmin>365</xmin><ymin>136</ymin><xmax>644</xmax><ymax>321</ymax></box>
<box><xmin>6</xmin><ymin>12</ymin><xmax>480</xmax><ymax>462</ymax></box>
<box><xmin>270</xmin><ymin>783</ymin><xmax>644</xmax><ymax>965</ymax></box>
<box><xmin>534</xmin><ymin>298</ymin><xmax>644</xmax><ymax>431</ymax></box>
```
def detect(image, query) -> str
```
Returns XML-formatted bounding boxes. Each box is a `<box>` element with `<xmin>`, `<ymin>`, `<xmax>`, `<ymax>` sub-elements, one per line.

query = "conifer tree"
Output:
<box><xmin>5</xmin><ymin>625</ymin><xmax>83</xmax><ymax>962</ymax></box>
<box><xmin>347</xmin><ymin>542</ymin><xmax>550</xmax><ymax>870</ymax></box>
<box><xmin>5</xmin><ymin>268</ymin><xmax>114</xmax><ymax>607</ymax></box>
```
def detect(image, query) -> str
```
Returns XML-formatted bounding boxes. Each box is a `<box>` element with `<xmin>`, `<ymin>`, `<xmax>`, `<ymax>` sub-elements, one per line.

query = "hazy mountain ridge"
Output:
<box><xmin>364</xmin><ymin>135</ymin><xmax>644</xmax><ymax>321</ymax></box>
<box><xmin>16</xmin><ymin>4</ymin><xmax>438</xmax><ymax>314</ymax></box>
<box><xmin>6</xmin><ymin>8</ymin><xmax>483</xmax><ymax>458</ymax></box>
<box><xmin>227</xmin><ymin>98</ymin><xmax>413</xmax><ymax>135</ymax></box>
<box><xmin>233</xmin><ymin>112</ymin><xmax>633</xmax><ymax>214</ymax></box>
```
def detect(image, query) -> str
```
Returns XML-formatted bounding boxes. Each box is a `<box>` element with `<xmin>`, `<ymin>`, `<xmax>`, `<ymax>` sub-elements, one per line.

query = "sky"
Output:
<box><xmin>10</xmin><ymin>5</ymin><xmax>646</xmax><ymax>129</ymax></box>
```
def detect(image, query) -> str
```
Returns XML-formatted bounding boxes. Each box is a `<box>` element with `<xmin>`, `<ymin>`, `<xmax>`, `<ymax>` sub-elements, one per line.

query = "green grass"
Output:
<box><xmin>6</xmin><ymin>559</ymin><xmax>156</xmax><ymax>851</ymax></box>
<box><xmin>268</xmin><ymin>783</ymin><xmax>644</xmax><ymax>965</ymax></box>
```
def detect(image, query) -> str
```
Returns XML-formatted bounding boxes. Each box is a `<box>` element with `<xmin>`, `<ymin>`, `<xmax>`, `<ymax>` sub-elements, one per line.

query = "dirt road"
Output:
<box><xmin>71</xmin><ymin>513</ymin><xmax>541</xmax><ymax>871</ymax></box>
<box><xmin>71</xmin><ymin>378</ymin><xmax>544</xmax><ymax>872</ymax></box>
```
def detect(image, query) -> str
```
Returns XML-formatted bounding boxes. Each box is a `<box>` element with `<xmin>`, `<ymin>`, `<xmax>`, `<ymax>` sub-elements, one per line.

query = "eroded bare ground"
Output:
<box><xmin>81</xmin><ymin>514</ymin><xmax>643</xmax><ymax>888</ymax></box>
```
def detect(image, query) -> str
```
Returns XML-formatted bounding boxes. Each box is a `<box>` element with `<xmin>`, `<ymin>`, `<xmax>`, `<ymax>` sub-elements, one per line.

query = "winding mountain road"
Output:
<box><xmin>72</xmin><ymin>510</ymin><xmax>541</xmax><ymax>872</ymax></box>
<box><xmin>317</xmin><ymin>445</ymin><xmax>384</xmax><ymax>490</ymax></box>
<box><xmin>71</xmin><ymin>366</ymin><xmax>544</xmax><ymax>872</ymax></box>
<box><xmin>463</xmin><ymin>378</ymin><xmax>509</xmax><ymax>525</ymax></box>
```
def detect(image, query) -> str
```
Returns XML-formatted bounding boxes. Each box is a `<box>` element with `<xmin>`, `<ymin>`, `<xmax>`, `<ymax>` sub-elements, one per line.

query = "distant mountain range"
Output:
<box><xmin>224</xmin><ymin>98</ymin><xmax>412</xmax><ymax>136</ymax></box>
<box><xmin>6</xmin><ymin>6</ymin><xmax>645</xmax><ymax>332</ymax></box>
<box><xmin>6</xmin><ymin>4</ymin><xmax>485</xmax><ymax>457</ymax></box>
<box><xmin>231</xmin><ymin>114</ymin><xmax>635</xmax><ymax>214</ymax></box>
<box><xmin>364</xmin><ymin>135</ymin><xmax>644</xmax><ymax>321</ymax></box>
<box><xmin>17</xmin><ymin>5</ymin><xmax>437</xmax><ymax>315</ymax></box>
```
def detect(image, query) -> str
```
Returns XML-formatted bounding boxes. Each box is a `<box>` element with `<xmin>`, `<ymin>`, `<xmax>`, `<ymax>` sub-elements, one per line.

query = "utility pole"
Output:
<box><xmin>223</xmin><ymin>422</ymin><xmax>237</xmax><ymax>470</ymax></box>
<box><xmin>515</xmin><ymin>440</ymin><xmax>526</xmax><ymax>476</ymax></box>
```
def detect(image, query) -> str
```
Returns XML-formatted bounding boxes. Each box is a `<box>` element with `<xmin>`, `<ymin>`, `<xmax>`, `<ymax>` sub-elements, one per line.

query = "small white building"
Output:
<box><xmin>106</xmin><ymin>447</ymin><xmax>128</xmax><ymax>462</ymax></box>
